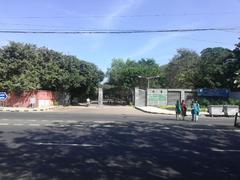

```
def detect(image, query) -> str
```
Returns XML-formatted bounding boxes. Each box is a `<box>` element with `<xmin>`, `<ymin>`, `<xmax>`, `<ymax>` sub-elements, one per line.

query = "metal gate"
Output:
<box><xmin>135</xmin><ymin>88</ymin><xmax>146</xmax><ymax>107</ymax></box>
<box><xmin>167</xmin><ymin>91</ymin><xmax>181</xmax><ymax>105</ymax></box>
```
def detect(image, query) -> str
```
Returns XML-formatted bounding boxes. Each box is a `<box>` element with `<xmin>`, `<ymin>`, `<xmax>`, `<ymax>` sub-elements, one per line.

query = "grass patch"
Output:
<box><xmin>160</xmin><ymin>105</ymin><xmax>208</xmax><ymax>112</ymax></box>
<box><xmin>159</xmin><ymin>105</ymin><xmax>175</xmax><ymax>110</ymax></box>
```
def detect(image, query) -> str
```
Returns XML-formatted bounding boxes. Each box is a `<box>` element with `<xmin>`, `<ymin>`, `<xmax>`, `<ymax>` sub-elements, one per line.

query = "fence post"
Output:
<box><xmin>234</xmin><ymin>112</ymin><xmax>238</xmax><ymax>127</ymax></box>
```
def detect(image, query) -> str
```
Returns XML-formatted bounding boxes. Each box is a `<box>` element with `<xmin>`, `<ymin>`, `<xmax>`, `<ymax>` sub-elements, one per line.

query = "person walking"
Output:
<box><xmin>86</xmin><ymin>98</ymin><xmax>91</xmax><ymax>107</ymax></box>
<box><xmin>192</xmin><ymin>100</ymin><xmax>200</xmax><ymax>122</ymax></box>
<box><xmin>181</xmin><ymin>100</ymin><xmax>187</xmax><ymax>120</ymax></box>
<box><xmin>175</xmin><ymin>100</ymin><xmax>182</xmax><ymax>120</ymax></box>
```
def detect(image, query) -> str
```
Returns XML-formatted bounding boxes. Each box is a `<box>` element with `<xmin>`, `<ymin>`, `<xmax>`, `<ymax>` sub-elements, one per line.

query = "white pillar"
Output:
<box><xmin>181</xmin><ymin>90</ymin><xmax>185</xmax><ymax>101</ymax></box>
<box><xmin>98</xmin><ymin>87</ymin><xmax>103</xmax><ymax>106</ymax></box>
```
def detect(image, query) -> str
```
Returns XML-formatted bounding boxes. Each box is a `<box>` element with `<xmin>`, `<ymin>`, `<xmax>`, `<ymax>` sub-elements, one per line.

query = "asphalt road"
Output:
<box><xmin>0</xmin><ymin>108</ymin><xmax>240</xmax><ymax>180</ymax></box>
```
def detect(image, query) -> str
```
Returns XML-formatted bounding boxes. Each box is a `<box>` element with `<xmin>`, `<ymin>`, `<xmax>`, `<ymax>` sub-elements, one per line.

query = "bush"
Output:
<box><xmin>198</xmin><ymin>97</ymin><xmax>240</xmax><ymax>107</ymax></box>
<box><xmin>198</xmin><ymin>98</ymin><xmax>210</xmax><ymax>107</ymax></box>
<box><xmin>228</xmin><ymin>98</ymin><xmax>240</xmax><ymax>106</ymax></box>
<box><xmin>53</xmin><ymin>101</ymin><xmax>59</xmax><ymax>106</ymax></box>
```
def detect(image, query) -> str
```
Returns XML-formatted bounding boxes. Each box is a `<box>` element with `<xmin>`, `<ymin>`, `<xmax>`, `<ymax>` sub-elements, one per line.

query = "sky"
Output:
<box><xmin>0</xmin><ymin>0</ymin><xmax>240</xmax><ymax>72</ymax></box>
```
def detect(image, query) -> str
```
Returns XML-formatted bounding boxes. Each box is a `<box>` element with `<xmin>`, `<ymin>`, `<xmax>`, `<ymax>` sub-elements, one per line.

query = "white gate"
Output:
<box><xmin>135</xmin><ymin>88</ymin><xmax>146</xmax><ymax>107</ymax></box>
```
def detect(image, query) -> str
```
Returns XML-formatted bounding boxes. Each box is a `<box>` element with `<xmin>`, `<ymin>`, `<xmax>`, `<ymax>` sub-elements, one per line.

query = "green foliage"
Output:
<box><xmin>198</xmin><ymin>98</ymin><xmax>210</xmax><ymax>107</ymax></box>
<box><xmin>164</xmin><ymin>49</ymin><xmax>200</xmax><ymax>88</ymax></box>
<box><xmin>0</xmin><ymin>42</ymin><xmax>104</xmax><ymax>97</ymax></box>
<box><xmin>159</xmin><ymin>105</ymin><xmax>175</xmax><ymax>110</ymax></box>
<box><xmin>196</xmin><ymin>47</ymin><xmax>234</xmax><ymax>88</ymax></box>
<box><xmin>106</xmin><ymin>58</ymin><xmax>165</xmax><ymax>102</ymax></box>
<box><xmin>164</xmin><ymin>44</ymin><xmax>240</xmax><ymax>89</ymax></box>
<box><xmin>232</xmin><ymin>38</ymin><xmax>240</xmax><ymax>88</ymax></box>
<box><xmin>107</xmin><ymin>58</ymin><xmax>165</xmax><ymax>89</ymax></box>
<box><xmin>227</xmin><ymin>98</ymin><xmax>240</xmax><ymax>106</ymax></box>
<box><xmin>198</xmin><ymin>98</ymin><xmax>240</xmax><ymax>108</ymax></box>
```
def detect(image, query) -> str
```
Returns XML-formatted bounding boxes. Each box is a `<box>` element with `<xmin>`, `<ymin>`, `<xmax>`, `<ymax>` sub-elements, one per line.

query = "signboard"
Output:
<box><xmin>0</xmin><ymin>92</ymin><xmax>8</xmax><ymax>101</ymax></box>
<box><xmin>147</xmin><ymin>89</ymin><xmax>167</xmax><ymax>106</ymax></box>
<box><xmin>197</xmin><ymin>88</ymin><xmax>229</xmax><ymax>97</ymax></box>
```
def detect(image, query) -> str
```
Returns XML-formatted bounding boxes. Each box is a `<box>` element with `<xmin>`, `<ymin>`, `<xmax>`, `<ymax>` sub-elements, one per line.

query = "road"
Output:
<box><xmin>0</xmin><ymin>106</ymin><xmax>240</xmax><ymax>180</ymax></box>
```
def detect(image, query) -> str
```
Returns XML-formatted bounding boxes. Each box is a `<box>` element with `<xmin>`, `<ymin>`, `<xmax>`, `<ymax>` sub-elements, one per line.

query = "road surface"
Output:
<box><xmin>0</xmin><ymin>106</ymin><xmax>239</xmax><ymax>179</ymax></box>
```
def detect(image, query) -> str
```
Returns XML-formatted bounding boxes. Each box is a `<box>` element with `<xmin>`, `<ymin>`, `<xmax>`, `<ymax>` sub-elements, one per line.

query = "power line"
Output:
<box><xmin>1</xmin><ymin>22</ymin><xmax>239</xmax><ymax>34</ymax></box>
<box><xmin>0</xmin><ymin>12</ymin><xmax>239</xmax><ymax>19</ymax></box>
<box><xmin>0</xmin><ymin>27</ymin><xmax>238</xmax><ymax>34</ymax></box>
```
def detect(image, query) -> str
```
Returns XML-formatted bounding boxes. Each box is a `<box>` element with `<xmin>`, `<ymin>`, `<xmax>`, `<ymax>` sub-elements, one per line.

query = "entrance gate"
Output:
<box><xmin>135</xmin><ymin>88</ymin><xmax>146</xmax><ymax>107</ymax></box>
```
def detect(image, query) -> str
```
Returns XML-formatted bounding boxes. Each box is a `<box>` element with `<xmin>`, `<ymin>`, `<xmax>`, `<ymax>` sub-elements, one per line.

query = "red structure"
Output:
<box><xmin>4</xmin><ymin>90</ymin><xmax>57</xmax><ymax>108</ymax></box>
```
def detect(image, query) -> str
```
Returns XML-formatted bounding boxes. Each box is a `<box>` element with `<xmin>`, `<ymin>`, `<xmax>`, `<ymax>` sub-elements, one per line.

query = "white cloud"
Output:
<box><xmin>127</xmin><ymin>33</ymin><xmax>186</xmax><ymax>58</ymax></box>
<box><xmin>90</xmin><ymin>0</ymin><xmax>143</xmax><ymax>49</ymax></box>
<box><xmin>102</xmin><ymin>0</ymin><xmax>143</xmax><ymax>28</ymax></box>
<box><xmin>126</xmin><ymin>22</ymin><xmax>203</xmax><ymax>59</ymax></box>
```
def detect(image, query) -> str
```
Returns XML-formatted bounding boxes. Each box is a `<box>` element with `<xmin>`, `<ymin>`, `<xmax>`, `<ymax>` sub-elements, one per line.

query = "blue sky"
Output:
<box><xmin>0</xmin><ymin>0</ymin><xmax>240</xmax><ymax>72</ymax></box>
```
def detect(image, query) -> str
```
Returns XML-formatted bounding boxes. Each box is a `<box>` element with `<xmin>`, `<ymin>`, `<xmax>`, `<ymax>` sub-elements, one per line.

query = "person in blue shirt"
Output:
<box><xmin>192</xmin><ymin>100</ymin><xmax>200</xmax><ymax>122</ymax></box>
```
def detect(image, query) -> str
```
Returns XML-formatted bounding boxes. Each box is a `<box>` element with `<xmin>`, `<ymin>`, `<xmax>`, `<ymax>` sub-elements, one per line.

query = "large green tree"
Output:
<box><xmin>164</xmin><ymin>49</ymin><xmax>200</xmax><ymax>88</ymax></box>
<box><xmin>106</xmin><ymin>58</ymin><xmax>165</xmax><ymax>102</ymax></box>
<box><xmin>0</xmin><ymin>42</ymin><xmax>104</xmax><ymax>99</ymax></box>
<box><xmin>164</xmin><ymin>47</ymin><xmax>239</xmax><ymax>89</ymax></box>
<box><xmin>197</xmin><ymin>47</ymin><xmax>234</xmax><ymax>88</ymax></box>
<box><xmin>0</xmin><ymin>42</ymin><xmax>41</xmax><ymax>92</ymax></box>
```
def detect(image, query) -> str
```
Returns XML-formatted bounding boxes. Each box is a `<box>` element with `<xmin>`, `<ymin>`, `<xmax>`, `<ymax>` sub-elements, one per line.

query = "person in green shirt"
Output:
<box><xmin>175</xmin><ymin>100</ymin><xmax>182</xmax><ymax>120</ymax></box>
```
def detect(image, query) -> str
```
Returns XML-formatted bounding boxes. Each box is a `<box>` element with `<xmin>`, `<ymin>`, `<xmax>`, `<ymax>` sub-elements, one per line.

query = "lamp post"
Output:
<box><xmin>138</xmin><ymin>75</ymin><xmax>160</xmax><ymax>89</ymax></box>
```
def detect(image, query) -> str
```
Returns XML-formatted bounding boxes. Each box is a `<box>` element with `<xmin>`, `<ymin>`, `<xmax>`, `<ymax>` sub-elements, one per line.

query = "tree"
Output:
<box><xmin>197</xmin><ymin>47</ymin><xmax>234</xmax><ymax>88</ymax></box>
<box><xmin>0</xmin><ymin>42</ymin><xmax>104</xmax><ymax>100</ymax></box>
<box><xmin>164</xmin><ymin>49</ymin><xmax>200</xmax><ymax>88</ymax></box>
<box><xmin>0</xmin><ymin>42</ymin><xmax>41</xmax><ymax>92</ymax></box>
<box><xmin>231</xmin><ymin>38</ymin><xmax>240</xmax><ymax>88</ymax></box>
<box><xmin>106</xmin><ymin>58</ymin><xmax>164</xmax><ymax>103</ymax></box>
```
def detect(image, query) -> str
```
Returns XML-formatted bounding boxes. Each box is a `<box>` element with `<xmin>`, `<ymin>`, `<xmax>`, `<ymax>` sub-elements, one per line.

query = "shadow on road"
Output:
<box><xmin>0</xmin><ymin>122</ymin><xmax>240</xmax><ymax>179</ymax></box>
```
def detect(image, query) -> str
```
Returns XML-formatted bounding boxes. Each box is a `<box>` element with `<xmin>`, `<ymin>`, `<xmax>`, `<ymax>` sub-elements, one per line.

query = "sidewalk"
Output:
<box><xmin>135</xmin><ymin>106</ymin><xmax>208</xmax><ymax>116</ymax></box>
<box><xmin>53</xmin><ymin>105</ymin><xmax>146</xmax><ymax>115</ymax></box>
<box><xmin>0</xmin><ymin>106</ymin><xmax>57</xmax><ymax>112</ymax></box>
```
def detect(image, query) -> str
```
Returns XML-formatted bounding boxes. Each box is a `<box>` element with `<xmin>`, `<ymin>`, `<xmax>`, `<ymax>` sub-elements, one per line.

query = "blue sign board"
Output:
<box><xmin>197</xmin><ymin>88</ymin><xmax>229</xmax><ymax>97</ymax></box>
<box><xmin>0</xmin><ymin>92</ymin><xmax>8</xmax><ymax>101</ymax></box>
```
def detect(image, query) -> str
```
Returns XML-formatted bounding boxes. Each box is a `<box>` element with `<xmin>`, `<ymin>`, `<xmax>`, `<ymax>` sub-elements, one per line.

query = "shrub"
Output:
<box><xmin>198</xmin><ymin>98</ymin><xmax>210</xmax><ymax>107</ymax></box>
<box><xmin>53</xmin><ymin>101</ymin><xmax>59</xmax><ymax>106</ymax></box>
<box><xmin>228</xmin><ymin>98</ymin><xmax>240</xmax><ymax>106</ymax></box>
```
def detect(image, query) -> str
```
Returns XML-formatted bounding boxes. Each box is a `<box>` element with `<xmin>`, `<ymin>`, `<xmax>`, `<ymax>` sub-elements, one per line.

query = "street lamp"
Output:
<box><xmin>138</xmin><ymin>75</ymin><xmax>160</xmax><ymax>89</ymax></box>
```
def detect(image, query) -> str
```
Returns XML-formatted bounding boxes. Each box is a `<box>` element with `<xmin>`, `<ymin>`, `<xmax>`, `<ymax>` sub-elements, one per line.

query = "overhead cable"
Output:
<box><xmin>0</xmin><ymin>27</ymin><xmax>238</xmax><ymax>34</ymax></box>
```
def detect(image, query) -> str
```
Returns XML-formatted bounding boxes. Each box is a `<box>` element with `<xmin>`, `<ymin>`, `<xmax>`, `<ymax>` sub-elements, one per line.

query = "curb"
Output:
<box><xmin>135</xmin><ymin>107</ymin><xmax>175</xmax><ymax>115</ymax></box>
<box><xmin>135</xmin><ymin>106</ymin><xmax>208</xmax><ymax>116</ymax></box>
<box><xmin>0</xmin><ymin>106</ymin><xmax>57</xmax><ymax>112</ymax></box>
